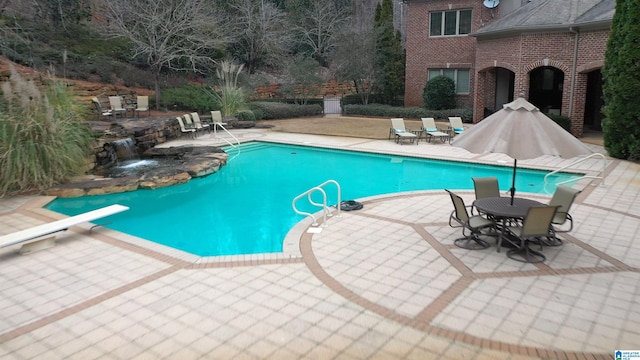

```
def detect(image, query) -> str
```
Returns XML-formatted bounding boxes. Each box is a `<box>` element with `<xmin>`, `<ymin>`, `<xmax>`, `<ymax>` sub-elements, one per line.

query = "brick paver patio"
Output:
<box><xmin>1</xmin><ymin>124</ymin><xmax>638</xmax><ymax>359</ymax></box>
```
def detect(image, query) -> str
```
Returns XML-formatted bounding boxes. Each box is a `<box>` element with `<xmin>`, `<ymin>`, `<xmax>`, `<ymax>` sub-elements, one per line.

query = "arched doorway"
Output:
<box><xmin>495</xmin><ymin>67</ymin><xmax>515</xmax><ymax>111</ymax></box>
<box><xmin>528</xmin><ymin>66</ymin><xmax>564</xmax><ymax>115</ymax></box>
<box><xmin>584</xmin><ymin>69</ymin><xmax>604</xmax><ymax>131</ymax></box>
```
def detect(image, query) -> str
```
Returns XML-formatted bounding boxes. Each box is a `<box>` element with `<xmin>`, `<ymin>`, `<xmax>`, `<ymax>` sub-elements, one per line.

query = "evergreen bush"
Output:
<box><xmin>423</xmin><ymin>75</ymin><xmax>457</xmax><ymax>110</ymax></box>
<box><xmin>248</xmin><ymin>102</ymin><xmax>323</xmax><ymax>120</ymax></box>
<box><xmin>235</xmin><ymin>109</ymin><xmax>256</xmax><ymax>121</ymax></box>
<box><xmin>160</xmin><ymin>84</ymin><xmax>216</xmax><ymax>113</ymax></box>
<box><xmin>602</xmin><ymin>0</ymin><xmax>640</xmax><ymax>160</ymax></box>
<box><xmin>344</xmin><ymin>104</ymin><xmax>473</xmax><ymax>123</ymax></box>
<box><xmin>545</xmin><ymin>114</ymin><xmax>572</xmax><ymax>133</ymax></box>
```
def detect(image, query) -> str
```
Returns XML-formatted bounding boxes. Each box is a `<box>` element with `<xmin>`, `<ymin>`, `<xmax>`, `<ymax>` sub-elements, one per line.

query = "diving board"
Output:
<box><xmin>0</xmin><ymin>204</ymin><xmax>129</xmax><ymax>254</ymax></box>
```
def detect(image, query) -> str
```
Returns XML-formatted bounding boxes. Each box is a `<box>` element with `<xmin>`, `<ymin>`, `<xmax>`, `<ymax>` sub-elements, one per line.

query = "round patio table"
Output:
<box><xmin>473</xmin><ymin>197</ymin><xmax>544</xmax><ymax>219</ymax></box>
<box><xmin>473</xmin><ymin>197</ymin><xmax>547</xmax><ymax>262</ymax></box>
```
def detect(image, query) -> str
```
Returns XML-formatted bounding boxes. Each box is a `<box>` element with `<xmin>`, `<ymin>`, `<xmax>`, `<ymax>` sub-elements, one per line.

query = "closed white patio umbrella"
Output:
<box><xmin>451</xmin><ymin>95</ymin><xmax>592</xmax><ymax>205</ymax></box>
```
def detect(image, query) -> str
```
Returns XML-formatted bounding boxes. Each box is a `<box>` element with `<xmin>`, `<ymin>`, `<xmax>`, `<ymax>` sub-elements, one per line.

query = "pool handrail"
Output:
<box><xmin>543</xmin><ymin>152</ymin><xmax>607</xmax><ymax>187</ymax></box>
<box><xmin>292</xmin><ymin>180</ymin><xmax>341</xmax><ymax>228</ymax></box>
<box><xmin>213</xmin><ymin>122</ymin><xmax>240</xmax><ymax>148</ymax></box>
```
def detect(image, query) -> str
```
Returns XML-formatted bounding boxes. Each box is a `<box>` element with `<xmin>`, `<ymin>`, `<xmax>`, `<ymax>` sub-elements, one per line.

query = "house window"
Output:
<box><xmin>429</xmin><ymin>9</ymin><xmax>472</xmax><ymax>36</ymax></box>
<box><xmin>428</xmin><ymin>69</ymin><xmax>470</xmax><ymax>94</ymax></box>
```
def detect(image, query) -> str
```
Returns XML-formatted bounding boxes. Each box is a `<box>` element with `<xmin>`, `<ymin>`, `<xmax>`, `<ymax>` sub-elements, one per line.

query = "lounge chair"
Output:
<box><xmin>505</xmin><ymin>206</ymin><xmax>559</xmax><ymax>263</ymax></box>
<box><xmin>210</xmin><ymin>110</ymin><xmax>228</xmax><ymax>137</ymax></box>
<box><xmin>420</xmin><ymin>117</ymin><xmax>450</xmax><ymax>143</ymax></box>
<box><xmin>446</xmin><ymin>190</ymin><xmax>495</xmax><ymax>250</ymax></box>
<box><xmin>108</xmin><ymin>96</ymin><xmax>127</xmax><ymax>118</ymax></box>
<box><xmin>191</xmin><ymin>112</ymin><xmax>210</xmax><ymax>134</ymax></box>
<box><xmin>448</xmin><ymin>117</ymin><xmax>465</xmax><ymax>136</ymax></box>
<box><xmin>0</xmin><ymin>204</ymin><xmax>129</xmax><ymax>254</ymax></box>
<box><xmin>92</xmin><ymin>97</ymin><xmax>112</xmax><ymax>120</ymax></box>
<box><xmin>176</xmin><ymin>116</ymin><xmax>196</xmax><ymax>138</ymax></box>
<box><xmin>545</xmin><ymin>185</ymin><xmax>581</xmax><ymax>246</ymax></box>
<box><xmin>389</xmin><ymin>118</ymin><xmax>418</xmax><ymax>145</ymax></box>
<box><xmin>183</xmin><ymin>113</ymin><xmax>196</xmax><ymax>131</ymax></box>
<box><xmin>135</xmin><ymin>96</ymin><xmax>150</xmax><ymax>118</ymax></box>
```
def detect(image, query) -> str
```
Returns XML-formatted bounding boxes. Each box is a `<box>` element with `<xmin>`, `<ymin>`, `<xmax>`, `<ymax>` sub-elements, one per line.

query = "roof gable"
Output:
<box><xmin>472</xmin><ymin>0</ymin><xmax>614</xmax><ymax>37</ymax></box>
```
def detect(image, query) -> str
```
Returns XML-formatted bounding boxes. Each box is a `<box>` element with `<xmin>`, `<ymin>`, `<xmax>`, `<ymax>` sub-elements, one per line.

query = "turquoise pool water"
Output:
<box><xmin>47</xmin><ymin>142</ymin><xmax>578</xmax><ymax>256</ymax></box>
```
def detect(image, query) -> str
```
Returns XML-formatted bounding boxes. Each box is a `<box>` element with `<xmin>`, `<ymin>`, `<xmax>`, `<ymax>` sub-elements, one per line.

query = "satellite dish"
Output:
<box><xmin>483</xmin><ymin>0</ymin><xmax>500</xmax><ymax>9</ymax></box>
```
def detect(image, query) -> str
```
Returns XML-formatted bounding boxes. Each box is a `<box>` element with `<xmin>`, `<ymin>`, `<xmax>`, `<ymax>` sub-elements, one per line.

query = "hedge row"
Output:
<box><xmin>248</xmin><ymin>102</ymin><xmax>323</xmax><ymax>120</ymax></box>
<box><xmin>343</xmin><ymin>104</ymin><xmax>474</xmax><ymax>123</ymax></box>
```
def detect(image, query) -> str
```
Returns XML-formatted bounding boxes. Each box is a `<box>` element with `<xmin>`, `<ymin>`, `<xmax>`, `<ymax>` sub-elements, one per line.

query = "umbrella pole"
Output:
<box><xmin>510</xmin><ymin>159</ymin><xmax>517</xmax><ymax>205</ymax></box>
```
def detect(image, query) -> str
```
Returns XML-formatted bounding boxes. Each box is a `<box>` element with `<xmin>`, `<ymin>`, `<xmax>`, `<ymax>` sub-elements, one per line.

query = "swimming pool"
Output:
<box><xmin>47</xmin><ymin>142</ymin><xmax>578</xmax><ymax>256</ymax></box>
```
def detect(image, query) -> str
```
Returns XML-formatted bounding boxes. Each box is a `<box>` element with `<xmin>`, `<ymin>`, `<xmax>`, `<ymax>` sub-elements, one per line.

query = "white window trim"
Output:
<box><xmin>429</xmin><ymin>9</ymin><xmax>472</xmax><ymax>37</ymax></box>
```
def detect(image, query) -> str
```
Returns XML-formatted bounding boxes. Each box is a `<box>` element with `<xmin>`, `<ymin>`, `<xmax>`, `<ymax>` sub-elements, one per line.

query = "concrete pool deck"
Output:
<box><xmin>1</xmin><ymin>125</ymin><xmax>639</xmax><ymax>359</ymax></box>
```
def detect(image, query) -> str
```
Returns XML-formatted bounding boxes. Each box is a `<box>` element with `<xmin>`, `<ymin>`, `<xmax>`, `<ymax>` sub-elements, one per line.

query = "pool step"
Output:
<box><xmin>223</xmin><ymin>141</ymin><xmax>269</xmax><ymax>153</ymax></box>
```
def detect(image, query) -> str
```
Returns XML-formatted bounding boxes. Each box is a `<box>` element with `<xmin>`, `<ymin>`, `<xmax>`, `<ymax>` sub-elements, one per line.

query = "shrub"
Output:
<box><xmin>235</xmin><ymin>109</ymin><xmax>256</xmax><ymax>121</ymax></box>
<box><xmin>423</xmin><ymin>75</ymin><xmax>456</xmax><ymax>110</ymax></box>
<box><xmin>342</xmin><ymin>93</ymin><xmax>402</xmax><ymax>106</ymax></box>
<box><xmin>545</xmin><ymin>114</ymin><xmax>572</xmax><ymax>132</ymax></box>
<box><xmin>0</xmin><ymin>66</ymin><xmax>93</xmax><ymax>196</ymax></box>
<box><xmin>248</xmin><ymin>102</ymin><xmax>323</xmax><ymax>120</ymax></box>
<box><xmin>160</xmin><ymin>84</ymin><xmax>216</xmax><ymax>112</ymax></box>
<box><xmin>601</xmin><ymin>0</ymin><xmax>640</xmax><ymax>160</ymax></box>
<box><xmin>344</xmin><ymin>104</ymin><xmax>473</xmax><ymax>122</ymax></box>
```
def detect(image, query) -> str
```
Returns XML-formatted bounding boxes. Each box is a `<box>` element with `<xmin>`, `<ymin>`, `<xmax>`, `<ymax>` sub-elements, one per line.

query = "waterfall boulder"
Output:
<box><xmin>139</xmin><ymin>169</ymin><xmax>192</xmax><ymax>190</ymax></box>
<box><xmin>45</xmin><ymin>177</ymin><xmax>140</xmax><ymax>197</ymax></box>
<box><xmin>46</xmin><ymin>145</ymin><xmax>228</xmax><ymax>197</ymax></box>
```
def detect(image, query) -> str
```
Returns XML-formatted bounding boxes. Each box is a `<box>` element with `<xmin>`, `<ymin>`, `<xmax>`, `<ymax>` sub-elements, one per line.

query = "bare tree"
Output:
<box><xmin>224</xmin><ymin>0</ymin><xmax>293</xmax><ymax>74</ymax></box>
<box><xmin>333</xmin><ymin>29</ymin><xmax>377</xmax><ymax>105</ymax></box>
<box><xmin>99</xmin><ymin>0</ymin><xmax>230</xmax><ymax>109</ymax></box>
<box><xmin>292</xmin><ymin>0</ymin><xmax>351</xmax><ymax>67</ymax></box>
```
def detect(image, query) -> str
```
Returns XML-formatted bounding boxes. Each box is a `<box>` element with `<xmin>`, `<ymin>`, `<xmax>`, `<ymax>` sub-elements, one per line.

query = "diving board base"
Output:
<box><xmin>19</xmin><ymin>236</ymin><xmax>56</xmax><ymax>255</ymax></box>
<box><xmin>0</xmin><ymin>204</ymin><xmax>129</xmax><ymax>254</ymax></box>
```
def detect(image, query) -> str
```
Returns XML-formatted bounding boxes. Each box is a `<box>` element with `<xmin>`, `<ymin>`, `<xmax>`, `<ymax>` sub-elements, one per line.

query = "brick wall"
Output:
<box><xmin>405</xmin><ymin>0</ymin><xmax>500</xmax><ymax>108</ymax></box>
<box><xmin>473</xmin><ymin>30</ymin><xmax>609</xmax><ymax>135</ymax></box>
<box><xmin>405</xmin><ymin>0</ymin><xmax>611</xmax><ymax>136</ymax></box>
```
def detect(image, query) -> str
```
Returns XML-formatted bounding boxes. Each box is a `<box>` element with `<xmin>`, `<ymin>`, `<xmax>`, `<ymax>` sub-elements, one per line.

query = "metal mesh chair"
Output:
<box><xmin>505</xmin><ymin>206</ymin><xmax>559</xmax><ymax>263</ymax></box>
<box><xmin>545</xmin><ymin>185</ymin><xmax>581</xmax><ymax>246</ymax></box>
<box><xmin>446</xmin><ymin>190</ymin><xmax>496</xmax><ymax>250</ymax></box>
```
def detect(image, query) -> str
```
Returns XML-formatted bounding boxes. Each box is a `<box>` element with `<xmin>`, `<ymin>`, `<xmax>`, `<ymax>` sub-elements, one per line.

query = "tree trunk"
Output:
<box><xmin>154</xmin><ymin>70</ymin><xmax>161</xmax><ymax>110</ymax></box>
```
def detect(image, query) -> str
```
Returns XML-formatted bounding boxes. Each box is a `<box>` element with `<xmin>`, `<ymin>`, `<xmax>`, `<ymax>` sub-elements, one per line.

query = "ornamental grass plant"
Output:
<box><xmin>0</xmin><ymin>65</ymin><xmax>93</xmax><ymax>196</ymax></box>
<box><xmin>207</xmin><ymin>60</ymin><xmax>247</xmax><ymax>118</ymax></box>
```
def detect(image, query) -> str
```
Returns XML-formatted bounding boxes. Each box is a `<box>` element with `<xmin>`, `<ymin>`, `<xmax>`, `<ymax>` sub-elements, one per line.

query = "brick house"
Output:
<box><xmin>404</xmin><ymin>0</ymin><xmax>614</xmax><ymax>136</ymax></box>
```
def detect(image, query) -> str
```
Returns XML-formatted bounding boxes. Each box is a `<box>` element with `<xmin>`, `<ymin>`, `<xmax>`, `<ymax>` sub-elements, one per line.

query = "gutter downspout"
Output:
<box><xmin>568</xmin><ymin>26</ymin><xmax>579</xmax><ymax>118</ymax></box>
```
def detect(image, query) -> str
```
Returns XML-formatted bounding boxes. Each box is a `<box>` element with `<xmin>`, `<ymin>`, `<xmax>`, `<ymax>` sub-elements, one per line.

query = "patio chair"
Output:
<box><xmin>448</xmin><ymin>117</ymin><xmax>465</xmax><ymax>136</ymax></box>
<box><xmin>420</xmin><ymin>118</ymin><xmax>449</xmax><ymax>143</ymax></box>
<box><xmin>191</xmin><ymin>112</ymin><xmax>210</xmax><ymax>134</ymax></box>
<box><xmin>389</xmin><ymin>118</ymin><xmax>418</xmax><ymax>145</ymax></box>
<box><xmin>471</xmin><ymin>176</ymin><xmax>501</xmax><ymax>216</ymax></box>
<box><xmin>108</xmin><ymin>96</ymin><xmax>126</xmax><ymax>118</ymax></box>
<box><xmin>91</xmin><ymin>97</ymin><xmax>112</xmax><ymax>120</ymax></box>
<box><xmin>210</xmin><ymin>111</ymin><xmax>228</xmax><ymax>137</ymax></box>
<box><xmin>176</xmin><ymin>116</ymin><xmax>196</xmax><ymax>138</ymax></box>
<box><xmin>183</xmin><ymin>113</ymin><xmax>196</xmax><ymax>131</ymax></box>
<box><xmin>505</xmin><ymin>205</ymin><xmax>559</xmax><ymax>263</ymax></box>
<box><xmin>135</xmin><ymin>96</ymin><xmax>150</xmax><ymax>118</ymax></box>
<box><xmin>446</xmin><ymin>190</ymin><xmax>495</xmax><ymax>250</ymax></box>
<box><xmin>473</xmin><ymin>177</ymin><xmax>500</xmax><ymax>200</ymax></box>
<box><xmin>545</xmin><ymin>185</ymin><xmax>581</xmax><ymax>246</ymax></box>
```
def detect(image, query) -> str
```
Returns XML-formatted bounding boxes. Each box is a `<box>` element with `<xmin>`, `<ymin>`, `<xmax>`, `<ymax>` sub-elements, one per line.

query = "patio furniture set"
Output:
<box><xmin>91</xmin><ymin>95</ymin><xmax>150</xmax><ymax>120</ymax></box>
<box><xmin>447</xmin><ymin>177</ymin><xmax>581</xmax><ymax>263</ymax></box>
<box><xmin>176</xmin><ymin>110</ymin><xmax>227</xmax><ymax>139</ymax></box>
<box><xmin>389</xmin><ymin>117</ymin><xmax>464</xmax><ymax>145</ymax></box>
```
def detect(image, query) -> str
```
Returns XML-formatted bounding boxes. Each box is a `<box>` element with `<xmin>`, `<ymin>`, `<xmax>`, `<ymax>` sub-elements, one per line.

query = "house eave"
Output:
<box><xmin>471</xmin><ymin>20</ymin><xmax>611</xmax><ymax>40</ymax></box>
